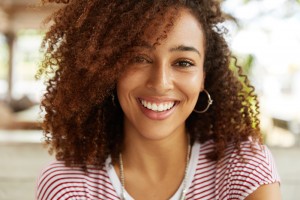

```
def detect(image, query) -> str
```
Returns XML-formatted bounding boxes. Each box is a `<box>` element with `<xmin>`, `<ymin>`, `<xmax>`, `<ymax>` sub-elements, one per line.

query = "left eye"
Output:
<box><xmin>174</xmin><ymin>60</ymin><xmax>194</xmax><ymax>67</ymax></box>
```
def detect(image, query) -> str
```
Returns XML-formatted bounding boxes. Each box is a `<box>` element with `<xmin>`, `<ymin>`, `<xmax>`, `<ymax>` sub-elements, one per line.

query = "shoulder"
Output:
<box><xmin>216</xmin><ymin>140</ymin><xmax>280</xmax><ymax>199</ymax></box>
<box><xmin>36</xmin><ymin>161</ymin><xmax>118</xmax><ymax>200</ymax></box>
<box><xmin>224</xmin><ymin>141</ymin><xmax>279</xmax><ymax>178</ymax></box>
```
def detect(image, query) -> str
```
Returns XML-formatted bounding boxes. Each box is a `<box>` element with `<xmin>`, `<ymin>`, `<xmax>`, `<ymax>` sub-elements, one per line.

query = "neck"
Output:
<box><xmin>120</xmin><ymin>126</ymin><xmax>189</xmax><ymax>180</ymax></box>
<box><xmin>116</xmin><ymin>124</ymin><xmax>191</xmax><ymax>200</ymax></box>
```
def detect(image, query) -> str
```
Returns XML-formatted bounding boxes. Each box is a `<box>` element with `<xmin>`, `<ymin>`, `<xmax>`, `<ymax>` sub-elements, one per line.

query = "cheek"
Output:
<box><xmin>182</xmin><ymin>74</ymin><xmax>205</xmax><ymax>111</ymax></box>
<box><xmin>116</xmin><ymin>76</ymin><xmax>129</xmax><ymax>106</ymax></box>
<box><xmin>116</xmin><ymin>73</ymin><xmax>129</xmax><ymax>106</ymax></box>
<box><xmin>116</xmin><ymin>81</ymin><xmax>130</xmax><ymax>118</ymax></box>
<box><xmin>116</xmin><ymin>69</ymin><xmax>143</xmax><ymax>105</ymax></box>
<box><xmin>191</xmin><ymin>73</ymin><xmax>204</xmax><ymax>87</ymax></box>
<box><xmin>117</xmin><ymin>68</ymin><xmax>134</xmax><ymax>91</ymax></box>
<box><xmin>177</xmin><ymin>71</ymin><xmax>205</xmax><ymax>97</ymax></box>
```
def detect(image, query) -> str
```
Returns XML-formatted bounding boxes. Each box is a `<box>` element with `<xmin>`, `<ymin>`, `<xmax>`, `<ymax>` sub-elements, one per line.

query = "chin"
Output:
<box><xmin>135</xmin><ymin>123</ymin><xmax>184</xmax><ymax>141</ymax></box>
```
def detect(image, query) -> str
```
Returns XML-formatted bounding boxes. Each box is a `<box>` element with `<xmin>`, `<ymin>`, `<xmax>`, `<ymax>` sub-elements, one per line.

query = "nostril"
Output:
<box><xmin>146</xmin><ymin>69</ymin><xmax>173</xmax><ymax>91</ymax></box>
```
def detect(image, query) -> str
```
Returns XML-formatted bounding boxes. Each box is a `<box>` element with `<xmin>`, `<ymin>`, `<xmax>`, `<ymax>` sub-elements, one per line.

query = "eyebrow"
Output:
<box><xmin>170</xmin><ymin>45</ymin><xmax>201</xmax><ymax>56</ymax></box>
<box><xmin>132</xmin><ymin>42</ymin><xmax>201</xmax><ymax>57</ymax></box>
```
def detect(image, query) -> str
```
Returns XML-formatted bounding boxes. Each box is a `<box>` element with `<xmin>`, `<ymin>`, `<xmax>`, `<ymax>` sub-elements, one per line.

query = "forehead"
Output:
<box><xmin>134</xmin><ymin>7</ymin><xmax>204</xmax><ymax>53</ymax></box>
<box><xmin>140</xmin><ymin>7</ymin><xmax>204</xmax><ymax>47</ymax></box>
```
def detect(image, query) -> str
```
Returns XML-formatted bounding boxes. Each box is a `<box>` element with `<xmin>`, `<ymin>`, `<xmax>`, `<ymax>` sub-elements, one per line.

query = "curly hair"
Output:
<box><xmin>38</xmin><ymin>0</ymin><xmax>262</xmax><ymax>168</ymax></box>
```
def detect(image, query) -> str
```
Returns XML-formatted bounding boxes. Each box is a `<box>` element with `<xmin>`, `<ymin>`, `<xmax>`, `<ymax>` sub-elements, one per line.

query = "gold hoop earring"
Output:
<box><xmin>193</xmin><ymin>89</ymin><xmax>213</xmax><ymax>113</ymax></box>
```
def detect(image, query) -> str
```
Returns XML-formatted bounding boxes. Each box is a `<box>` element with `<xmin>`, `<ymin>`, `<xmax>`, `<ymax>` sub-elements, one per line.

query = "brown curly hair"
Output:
<box><xmin>38</xmin><ymin>0</ymin><xmax>262</xmax><ymax>168</ymax></box>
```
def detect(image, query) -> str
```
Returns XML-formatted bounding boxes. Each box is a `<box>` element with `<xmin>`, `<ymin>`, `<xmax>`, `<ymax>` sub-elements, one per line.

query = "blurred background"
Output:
<box><xmin>0</xmin><ymin>0</ymin><xmax>299</xmax><ymax>199</ymax></box>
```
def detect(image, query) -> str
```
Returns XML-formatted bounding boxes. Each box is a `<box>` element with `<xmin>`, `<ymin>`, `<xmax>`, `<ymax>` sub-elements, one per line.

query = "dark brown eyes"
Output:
<box><xmin>131</xmin><ymin>55</ymin><xmax>195</xmax><ymax>68</ymax></box>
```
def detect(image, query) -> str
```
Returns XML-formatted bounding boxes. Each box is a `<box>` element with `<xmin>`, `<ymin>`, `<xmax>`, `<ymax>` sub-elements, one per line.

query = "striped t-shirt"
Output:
<box><xmin>36</xmin><ymin>140</ymin><xmax>280</xmax><ymax>200</ymax></box>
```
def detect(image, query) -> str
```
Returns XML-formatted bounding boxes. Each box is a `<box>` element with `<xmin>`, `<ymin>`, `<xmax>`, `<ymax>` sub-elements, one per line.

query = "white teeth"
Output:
<box><xmin>147</xmin><ymin>102</ymin><xmax>151</xmax><ymax>109</ymax></box>
<box><xmin>140</xmin><ymin>99</ymin><xmax>175</xmax><ymax>112</ymax></box>
<box><xmin>158</xmin><ymin>104</ymin><xmax>164</xmax><ymax>111</ymax></box>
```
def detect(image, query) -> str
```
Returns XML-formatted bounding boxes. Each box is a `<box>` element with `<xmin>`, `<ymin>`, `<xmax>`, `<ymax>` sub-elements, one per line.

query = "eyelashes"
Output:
<box><xmin>130</xmin><ymin>55</ymin><xmax>196</xmax><ymax>68</ymax></box>
<box><xmin>131</xmin><ymin>55</ymin><xmax>152</xmax><ymax>64</ymax></box>
<box><xmin>173</xmin><ymin>59</ymin><xmax>195</xmax><ymax>67</ymax></box>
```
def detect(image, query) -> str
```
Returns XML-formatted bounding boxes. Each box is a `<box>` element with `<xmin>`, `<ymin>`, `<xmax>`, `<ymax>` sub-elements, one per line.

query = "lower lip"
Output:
<box><xmin>137</xmin><ymin>100</ymin><xmax>177</xmax><ymax>120</ymax></box>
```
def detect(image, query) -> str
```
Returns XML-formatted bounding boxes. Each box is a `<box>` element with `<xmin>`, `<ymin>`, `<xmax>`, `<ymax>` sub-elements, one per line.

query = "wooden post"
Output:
<box><xmin>5</xmin><ymin>31</ymin><xmax>15</xmax><ymax>103</ymax></box>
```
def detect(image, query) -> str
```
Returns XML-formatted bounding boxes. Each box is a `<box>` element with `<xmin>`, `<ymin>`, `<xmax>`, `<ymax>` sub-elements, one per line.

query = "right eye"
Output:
<box><xmin>131</xmin><ymin>55</ymin><xmax>151</xmax><ymax>64</ymax></box>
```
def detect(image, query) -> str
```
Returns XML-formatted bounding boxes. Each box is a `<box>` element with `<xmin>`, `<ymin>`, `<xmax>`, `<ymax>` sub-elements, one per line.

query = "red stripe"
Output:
<box><xmin>38</xmin><ymin>170</ymin><xmax>115</xmax><ymax>200</ymax></box>
<box><xmin>37</xmin><ymin>173</ymin><xmax>114</xmax><ymax>199</ymax></box>
<box><xmin>187</xmin><ymin>184</ymin><xmax>216</xmax><ymax>199</ymax></box>
<box><xmin>45</xmin><ymin>179</ymin><xmax>118</xmax><ymax>200</ymax></box>
<box><xmin>38</xmin><ymin>165</ymin><xmax>111</xmax><ymax>199</ymax></box>
<box><xmin>56</xmin><ymin>188</ymin><xmax>119</xmax><ymax>200</ymax></box>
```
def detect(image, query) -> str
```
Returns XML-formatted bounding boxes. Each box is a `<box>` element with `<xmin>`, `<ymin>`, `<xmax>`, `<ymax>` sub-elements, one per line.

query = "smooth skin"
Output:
<box><xmin>116</xmin><ymin>8</ymin><xmax>281</xmax><ymax>200</ymax></box>
<box><xmin>245</xmin><ymin>183</ymin><xmax>281</xmax><ymax>200</ymax></box>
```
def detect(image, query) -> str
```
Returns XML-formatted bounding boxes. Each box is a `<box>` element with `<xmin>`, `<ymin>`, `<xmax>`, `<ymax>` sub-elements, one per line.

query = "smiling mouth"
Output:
<box><xmin>138</xmin><ymin>98</ymin><xmax>177</xmax><ymax>112</ymax></box>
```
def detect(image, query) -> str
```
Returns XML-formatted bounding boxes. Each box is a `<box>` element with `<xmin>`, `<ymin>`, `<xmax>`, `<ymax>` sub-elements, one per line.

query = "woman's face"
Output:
<box><xmin>117</xmin><ymin>9</ymin><xmax>205</xmax><ymax>140</ymax></box>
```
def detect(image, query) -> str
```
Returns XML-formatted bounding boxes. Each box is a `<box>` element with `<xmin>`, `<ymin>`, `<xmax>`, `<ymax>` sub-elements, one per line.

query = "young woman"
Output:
<box><xmin>36</xmin><ymin>0</ymin><xmax>281</xmax><ymax>199</ymax></box>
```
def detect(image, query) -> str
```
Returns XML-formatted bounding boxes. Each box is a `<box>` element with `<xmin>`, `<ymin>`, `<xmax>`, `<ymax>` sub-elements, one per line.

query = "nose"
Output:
<box><xmin>146</xmin><ymin>62</ymin><xmax>174</xmax><ymax>93</ymax></box>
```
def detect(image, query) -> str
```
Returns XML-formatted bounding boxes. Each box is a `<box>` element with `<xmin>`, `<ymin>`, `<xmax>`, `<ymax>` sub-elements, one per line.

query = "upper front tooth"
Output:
<box><xmin>152</xmin><ymin>103</ymin><xmax>158</xmax><ymax>111</ymax></box>
<box><xmin>158</xmin><ymin>104</ymin><xmax>164</xmax><ymax>111</ymax></box>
